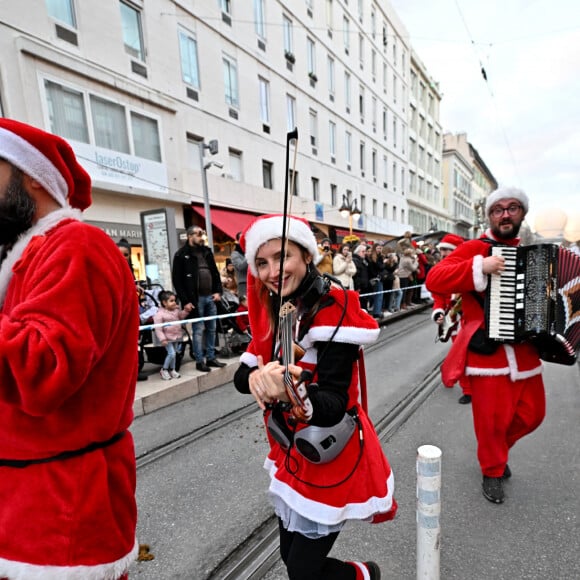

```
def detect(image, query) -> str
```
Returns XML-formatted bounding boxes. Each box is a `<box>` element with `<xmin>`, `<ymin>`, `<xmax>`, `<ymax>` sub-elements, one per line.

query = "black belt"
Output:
<box><xmin>0</xmin><ymin>431</ymin><xmax>126</xmax><ymax>468</ymax></box>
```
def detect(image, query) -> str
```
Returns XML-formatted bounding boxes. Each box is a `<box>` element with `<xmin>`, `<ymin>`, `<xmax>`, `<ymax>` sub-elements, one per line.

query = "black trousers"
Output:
<box><xmin>278</xmin><ymin>519</ymin><xmax>356</xmax><ymax>580</ymax></box>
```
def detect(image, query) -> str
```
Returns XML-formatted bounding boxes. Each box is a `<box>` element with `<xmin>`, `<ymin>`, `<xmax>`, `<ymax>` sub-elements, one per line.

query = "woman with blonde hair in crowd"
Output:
<box><xmin>332</xmin><ymin>243</ymin><xmax>357</xmax><ymax>289</ymax></box>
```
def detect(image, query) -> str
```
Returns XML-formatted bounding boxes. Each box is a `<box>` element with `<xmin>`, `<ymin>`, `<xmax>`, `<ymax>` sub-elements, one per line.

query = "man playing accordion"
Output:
<box><xmin>426</xmin><ymin>187</ymin><xmax>545</xmax><ymax>505</ymax></box>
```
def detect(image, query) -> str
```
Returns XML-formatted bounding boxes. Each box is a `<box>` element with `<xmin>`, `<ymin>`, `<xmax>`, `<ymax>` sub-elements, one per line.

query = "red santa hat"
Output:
<box><xmin>241</xmin><ymin>214</ymin><xmax>321</xmax><ymax>276</ymax></box>
<box><xmin>0</xmin><ymin>118</ymin><xmax>92</xmax><ymax>210</ymax></box>
<box><xmin>437</xmin><ymin>233</ymin><xmax>465</xmax><ymax>251</ymax></box>
<box><xmin>485</xmin><ymin>186</ymin><xmax>528</xmax><ymax>216</ymax></box>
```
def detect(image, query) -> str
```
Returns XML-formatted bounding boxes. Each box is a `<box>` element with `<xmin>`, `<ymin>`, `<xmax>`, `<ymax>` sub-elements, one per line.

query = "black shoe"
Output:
<box><xmin>137</xmin><ymin>372</ymin><xmax>148</xmax><ymax>382</ymax></box>
<box><xmin>482</xmin><ymin>476</ymin><xmax>504</xmax><ymax>504</ymax></box>
<box><xmin>206</xmin><ymin>359</ymin><xmax>226</xmax><ymax>368</ymax></box>
<box><xmin>502</xmin><ymin>464</ymin><xmax>512</xmax><ymax>479</ymax></box>
<box><xmin>364</xmin><ymin>561</ymin><xmax>381</xmax><ymax>580</ymax></box>
<box><xmin>458</xmin><ymin>394</ymin><xmax>472</xmax><ymax>404</ymax></box>
<box><xmin>196</xmin><ymin>362</ymin><xmax>211</xmax><ymax>372</ymax></box>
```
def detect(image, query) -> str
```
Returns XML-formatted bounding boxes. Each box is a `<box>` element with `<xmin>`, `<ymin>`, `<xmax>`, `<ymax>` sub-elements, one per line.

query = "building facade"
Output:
<box><xmin>0</xmin><ymin>0</ymin><xmax>422</xmax><ymax>280</ymax></box>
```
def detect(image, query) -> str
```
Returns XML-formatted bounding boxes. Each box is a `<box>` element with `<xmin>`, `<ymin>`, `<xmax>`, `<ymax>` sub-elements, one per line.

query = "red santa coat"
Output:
<box><xmin>0</xmin><ymin>209</ymin><xmax>138</xmax><ymax>579</ymax></box>
<box><xmin>426</xmin><ymin>232</ymin><xmax>543</xmax><ymax>386</ymax></box>
<box><xmin>240</xmin><ymin>286</ymin><xmax>397</xmax><ymax>526</ymax></box>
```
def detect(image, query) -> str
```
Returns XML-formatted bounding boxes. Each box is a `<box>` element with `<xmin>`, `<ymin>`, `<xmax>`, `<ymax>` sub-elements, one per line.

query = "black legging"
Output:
<box><xmin>278</xmin><ymin>519</ymin><xmax>357</xmax><ymax>579</ymax></box>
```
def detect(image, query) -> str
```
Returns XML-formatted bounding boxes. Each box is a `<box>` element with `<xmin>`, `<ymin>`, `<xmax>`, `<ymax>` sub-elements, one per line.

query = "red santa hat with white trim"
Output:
<box><xmin>485</xmin><ymin>186</ymin><xmax>528</xmax><ymax>216</ymax></box>
<box><xmin>437</xmin><ymin>233</ymin><xmax>465</xmax><ymax>251</ymax></box>
<box><xmin>0</xmin><ymin>118</ymin><xmax>92</xmax><ymax>210</ymax></box>
<box><xmin>241</xmin><ymin>214</ymin><xmax>321</xmax><ymax>277</ymax></box>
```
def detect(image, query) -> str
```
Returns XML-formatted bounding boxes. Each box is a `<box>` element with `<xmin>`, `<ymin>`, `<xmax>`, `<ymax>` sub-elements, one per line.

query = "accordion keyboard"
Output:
<box><xmin>487</xmin><ymin>246</ymin><xmax>522</xmax><ymax>340</ymax></box>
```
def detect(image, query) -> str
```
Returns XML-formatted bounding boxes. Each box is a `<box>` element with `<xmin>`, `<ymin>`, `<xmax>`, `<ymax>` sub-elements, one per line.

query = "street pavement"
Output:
<box><xmin>264</xmin><ymin>359</ymin><xmax>580</xmax><ymax>580</ymax></box>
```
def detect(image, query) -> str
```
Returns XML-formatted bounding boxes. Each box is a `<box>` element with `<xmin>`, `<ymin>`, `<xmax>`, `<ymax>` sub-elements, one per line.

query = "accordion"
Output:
<box><xmin>485</xmin><ymin>243</ymin><xmax>580</xmax><ymax>365</ymax></box>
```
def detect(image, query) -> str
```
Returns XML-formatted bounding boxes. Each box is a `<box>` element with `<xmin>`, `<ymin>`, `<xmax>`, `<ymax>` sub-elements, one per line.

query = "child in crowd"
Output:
<box><xmin>153</xmin><ymin>290</ymin><xmax>188</xmax><ymax>380</ymax></box>
<box><xmin>235</xmin><ymin>295</ymin><xmax>250</xmax><ymax>335</ymax></box>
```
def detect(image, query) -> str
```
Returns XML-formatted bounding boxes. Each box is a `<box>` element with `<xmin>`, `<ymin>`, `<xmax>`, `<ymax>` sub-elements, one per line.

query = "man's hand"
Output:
<box><xmin>212</xmin><ymin>293</ymin><xmax>221</xmax><ymax>302</ymax></box>
<box><xmin>434</xmin><ymin>313</ymin><xmax>444</xmax><ymax>326</ymax></box>
<box><xmin>482</xmin><ymin>255</ymin><xmax>506</xmax><ymax>275</ymax></box>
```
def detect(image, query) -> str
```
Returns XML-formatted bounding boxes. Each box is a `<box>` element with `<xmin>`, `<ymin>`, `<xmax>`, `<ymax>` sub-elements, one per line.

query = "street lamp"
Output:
<box><xmin>339</xmin><ymin>192</ymin><xmax>361</xmax><ymax>235</ymax></box>
<box><xmin>198</xmin><ymin>139</ymin><xmax>220</xmax><ymax>251</ymax></box>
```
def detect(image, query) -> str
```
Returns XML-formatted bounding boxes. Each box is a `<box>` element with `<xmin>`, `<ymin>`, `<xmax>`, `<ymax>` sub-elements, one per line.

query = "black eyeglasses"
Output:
<box><xmin>490</xmin><ymin>204</ymin><xmax>522</xmax><ymax>218</ymax></box>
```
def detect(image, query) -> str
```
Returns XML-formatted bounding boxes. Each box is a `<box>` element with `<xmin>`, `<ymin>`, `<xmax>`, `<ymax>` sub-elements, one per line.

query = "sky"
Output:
<box><xmin>389</xmin><ymin>0</ymin><xmax>580</xmax><ymax>237</ymax></box>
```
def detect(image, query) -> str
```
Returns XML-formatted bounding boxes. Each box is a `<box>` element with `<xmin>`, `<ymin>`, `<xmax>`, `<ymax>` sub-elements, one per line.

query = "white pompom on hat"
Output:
<box><xmin>241</xmin><ymin>214</ymin><xmax>321</xmax><ymax>276</ymax></box>
<box><xmin>0</xmin><ymin>118</ymin><xmax>92</xmax><ymax>210</ymax></box>
<box><xmin>485</xmin><ymin>186</ymin><xmax>529</xmax><ymax>216</ymax></box>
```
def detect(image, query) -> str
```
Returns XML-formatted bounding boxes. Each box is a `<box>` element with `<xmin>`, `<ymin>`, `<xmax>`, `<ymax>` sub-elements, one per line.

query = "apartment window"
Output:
<box><xmin>327</xmin><ymin>55</ymin><xmax>335</xmax><ymax>96</ymax></box>
<box><xmin>392</xmin><ymin>205</ymin><xmax>397</xmax><ymax>221</ymax></box>
<box><xmin>262</xmin><ymin>160</ymin><xmax>273</xmax><ymax>189</ymax></box>
<box><xmin>45</xmin><ymin>79</ymin><xmax>162</xmax><ymax>162</ymax></box>
<box><xmin>46</xmin><ymin>0</ymin><xmax>76</xmax><ymax>27</ymax></box>
<box><xmin>393</xmin><ymin>76</ymin><xmax>397</xmax><ymax>104</ymax></box>
<box><xmin>45</xmin><ymin>80</ymin><xmax>88</xmax><ymax>143</ymax></box>
<box><xmin>223</xmin><ymin>55</ymin><xmax>239</xmax><ymax>107</ymax></box>
<box><xmin>345</xmin><ymin>131</ymin><xmax>352</xmax><ymax>167</ymax></box>
<box><xmin>283</xmin><ymin>16</ymin><xmax>293</xmax><ymax>54</ymax></box>
<box><xmin>392</xmin><ymin>161</ymin><xmax>397</xmax><ymax>189</ymax></box>
<box><xmin>187</xmin><ymin>136</ymin><xmax>203</xmax><ymax>172</ymax></box>
<box><xmin>259</xmin><ymin>77</ymin><xmax>270</xmax><ymax>125</ymax></box>
<box><xmin>326</xmin><ymin>0</ymin><xmax>333</xmax><ymax>35</ymax></box>
<box><xmin>120</xmin><ymin>1</ymin><xmax>144</xmax><ymax>61</ymax></box>
<box><xmin>383</xmin><ymin>203</ymin><xmax>388</xmax><ymax>219</ymax></box>
<box><xmin>358</xmin><ymin>34</ymin><xmax>364</xmax><ymax>68</ymax></box>
<box><xmin>343</xmin><ymin>16</ymin><xmax>350</xmax><ymax>53</ymax></box>
<box><xmin>357</xmin><ymin>0</ymin><xmax>363</xmax><ymax>22</ymax></box>
<box><xmin>371</xmin><ymin>50</ymin><xmax>377</xmax><ymax>80</ymax></box>
<box><xmin>344</xmin><ymin>71</ymin><xmax>351</xmax><ymax>112</ymax></box>
<box><xmin>371</xmin><ymin>96</ymin><xmax>377</xmax><ymax>132</ymax></box>
<box><xmin>312</xmin><ymin>177</ymin><xmax>319</xmax><ymax>202</ymax></box>
<box><xmin>286</xmin><ymin>94</ymin><xmax>296</xmax><ymax>131</ymax></box>
<box><xmin>382</xmin><ymin>108</ymin><xmax>387</xmax><ymax>139</ymax></box>
<box><xmin>359</xmin><ymin>85</ymin><xmax>365</xmax><ymax>120</ymax></box>
<box><xmin>178</xmin><ymin>29</ymin><xmax>200</xmax><ymax>88</ymax></box>
<box><xmin>329</xmin><ymin>121</ymin><xmax>336</xmax><ymax>160</ymax></box>
<box><xmin>392</xmin><ymin>118</ymin><xmax>397</xmax><ymax>147</ymax></box>
<box><xmin>383</xmin><ymin>62</ymin><xmax>388</xmax><ymax>93</ymax></box>
<box><xmin>401</xmin><ymin>167</ymin><xmax>405</xmax><ymax>193</ymax></box>
<box><xmin>254</xmin><ymin>0</ymin><xmax>265</xmax><ymax>38</ymax></box>
<box><xmin>220</xmin><ymin>0</ymin><xmax>231</xmax><ymax>14</ymax></box>
<box><xmin>372</xmin><ymin>149</ymin><xmax>377</xmax><ymax>181</ymax></box>
<box><xmin>90</xmin><ymin>95</ymin><xmax>130</xmax><ymax>153</ymax></box>
<box><xmin>331</xmin><ymin>183</ymin><xmax>337</xmax><ymax>206</ymax></box>
<box><xmin>371</xmin><ymin>9</ymin><xmax>376</xmax><ymax>39</ymax></box>
<box><xmin>309</xmin><ymin>109</ymin><xmax>318</xmax><ymax>148</ymax></box>
<box><xmin>359</xmin><ymin>141</ymin><xmax>365</xmax><ymax>175</ymax></box>
<box><xmin>307</xmin><ymin>37</ymin><xmax>316</xmax><ymax>75</ymax></box>
<box><xmin>229</xmin><ymin>149</ymin><xmax>243</xmax><ymax>181</ymax></box>
<box><xmin>131</xmin><ymin>112</ymin><xmax>161</xmax><ymax>162</ymax></box>
<box><xmin>289</xmin><ymin>169</ymin><xmax>299</xmax><ymax>196</ymax></box>
<box><xmin>383</xmin><ymin>155</ymin><xmax>388</xmax><ymax>187</ymax></box>
<box><xmin>372</xmin><ymin>199</ymin><xmax>377</xmax><ymax>216</ymax></box>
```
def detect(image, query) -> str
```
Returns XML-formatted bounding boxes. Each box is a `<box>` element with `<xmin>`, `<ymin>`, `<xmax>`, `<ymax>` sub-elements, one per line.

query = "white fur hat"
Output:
<box><xmin>241</xmin><ymin>214</ymin><xmax>321</xmax><ymax>276</ymax></box>
<box><xmin>486</xmin><ymin>186</ymin><xmax>529</xmax><ymax>215</ymax></box>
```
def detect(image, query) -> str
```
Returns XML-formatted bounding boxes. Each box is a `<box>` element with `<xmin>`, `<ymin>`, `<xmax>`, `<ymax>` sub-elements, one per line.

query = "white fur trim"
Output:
<box><xmin>239</xmin><ymin>351</ymin><xmax>258</xmax><ymax>368</ymax></box>
<box><xmin>485</xmin><ymin>186</ymin><xmax>529</xmax><ymax>215</ymax></box>
<box><xmin>0</xmin><ymin>540</ymin><xmax>138</xmax><ymax>580</ymax></box>
<box><xmin>244</xmin><ymin>216</ymin><xmax>321</xmax><ymax>276</ymax></box>
<box><xmin>437</xmin><ymin>242</ymin><xmax>456</xmax><ymax>250</ymax></box>
<box><xmin>352</xmin><ymin>562</ymin><xmax>371</xmax><ymax>580</ymax></box>
<box><xmin>299</xmin><ymin>325</ymin><xmax>380</xmax><ymax>349</ymax></box>
<box><xmin>264</xmin><ymin>457</ymin><xmax>395</xmax><ymax>526</ymax></box>
<box><xmin>0</xmin><ymin>126</ymin><xmax>68</xmax><ymax>207</ymax></box>
<box><xmin>431</xmin><ymin>308</ymin><xmax>444</xmax><ymax>322</ymax></box>
<box><xmin>472</xmin><ymin>254</ymin><xmax>487</xmax><ymax>292</ymax></box>
<box><xmin>0</xmin><ymin>207</ymin><xmax>82</xmax><ymax>306</ymax></box>
<box><xmin>465</xmin><ymin>344</ymin><xmax>544</xmax><ymax>380</ymax></box>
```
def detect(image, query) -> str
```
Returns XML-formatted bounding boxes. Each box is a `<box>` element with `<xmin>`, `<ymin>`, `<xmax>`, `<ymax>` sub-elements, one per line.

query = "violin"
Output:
<box><xmin>279</xmin><ymin>302</ymin><xmax>313</xmax><ymax>422</ymax></box>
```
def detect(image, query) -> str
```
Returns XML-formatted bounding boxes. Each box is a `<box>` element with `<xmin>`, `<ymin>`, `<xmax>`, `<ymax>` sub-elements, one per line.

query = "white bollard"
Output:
<box><xmin>416</xmin><ymin>444</ymin><xmax>442</xmax><ymax>579</ymax></box>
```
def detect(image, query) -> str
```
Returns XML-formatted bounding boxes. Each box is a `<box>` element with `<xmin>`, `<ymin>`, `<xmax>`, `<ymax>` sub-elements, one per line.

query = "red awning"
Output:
<box><xmin>335</xmin><ymin>228</ymin><xmax>365</xmax><ymax>237</ymax></box>
<box><xmin>192</xmin><ymin>205</ymin><xmax>257</xmax><ymax>239</ymax></box>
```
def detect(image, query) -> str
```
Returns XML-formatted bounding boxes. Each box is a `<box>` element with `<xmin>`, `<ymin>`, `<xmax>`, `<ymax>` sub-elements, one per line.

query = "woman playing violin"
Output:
<box><xmin>234</xmin><ymin>215</ymin><xmax>397</xmax><ymax>580</ymax></box>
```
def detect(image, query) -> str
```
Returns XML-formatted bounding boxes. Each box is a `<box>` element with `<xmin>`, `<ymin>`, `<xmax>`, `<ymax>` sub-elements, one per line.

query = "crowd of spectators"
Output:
<box><xmin>317</xmin><ymin>231</ymin><xmax>441</xmax><ymax>320</ymax></box>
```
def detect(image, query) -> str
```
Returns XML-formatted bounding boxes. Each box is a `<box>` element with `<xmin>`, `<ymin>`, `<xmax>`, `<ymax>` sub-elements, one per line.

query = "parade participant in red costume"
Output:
<box><xmin>426</xmin><ymin>187</ymin><xmax>545</xmax><ymax>504</ymax></box>
<box><xmin>0</xmin><ymin>119</ymin><xmax>138</xmax><ymax>579</ymax></box>
<box><xmin>234</xmin><ymin>215</ymin><xmax>396</xmax><ymax>580</ymax></box>
<box><xmin>430</xmin><ymin>233</ymin><xmax>472</xmax><ymax>404</ymax></box>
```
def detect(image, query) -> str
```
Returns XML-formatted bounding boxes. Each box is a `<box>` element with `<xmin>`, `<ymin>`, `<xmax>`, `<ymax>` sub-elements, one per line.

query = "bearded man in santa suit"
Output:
<box><xmin>0</xmin><ymin>119</ymin><xmax>138</xmax><ymax>579</ymax></box>
<box><xmin>427</xmin><ymin>187</ymin><xmax>545</xmax><ymax>505</ymax></box>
